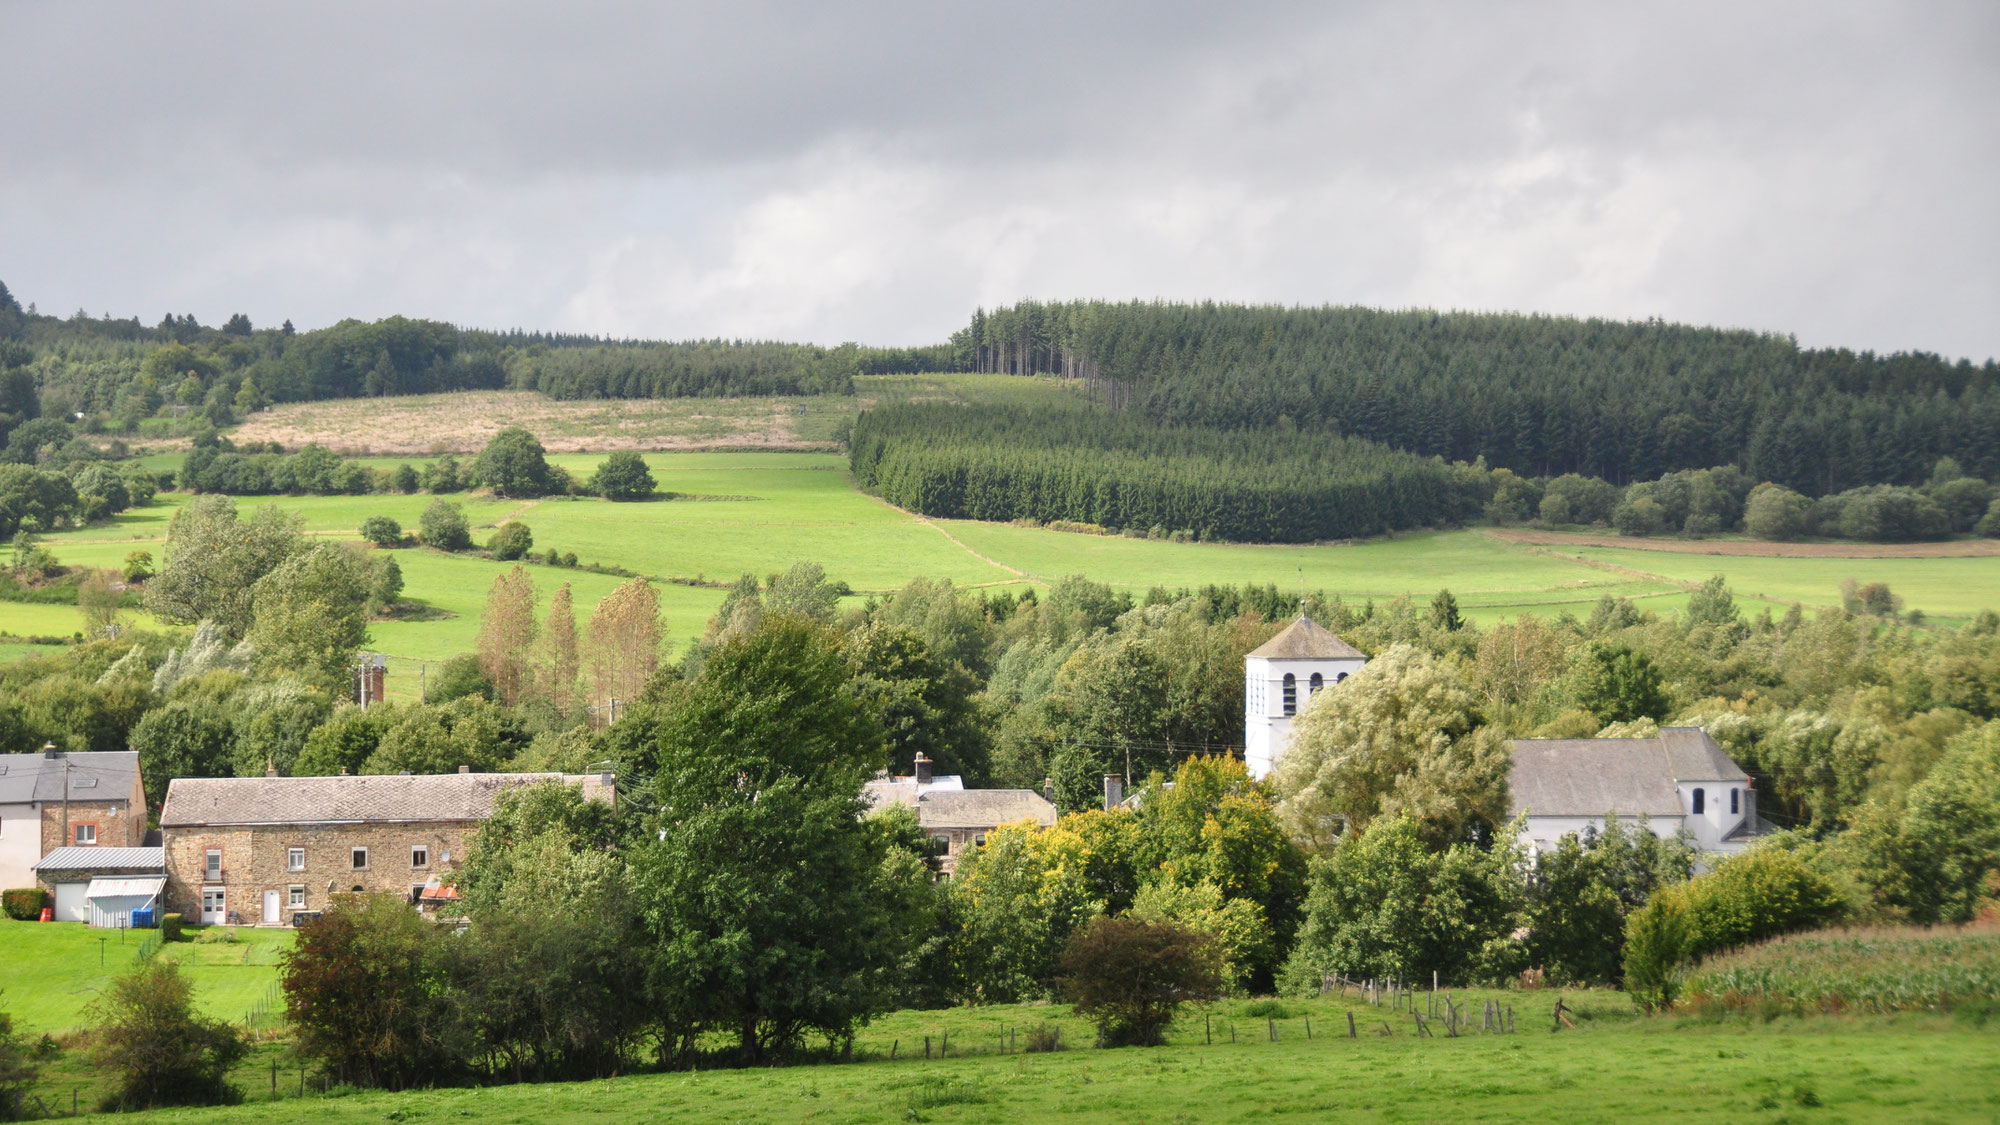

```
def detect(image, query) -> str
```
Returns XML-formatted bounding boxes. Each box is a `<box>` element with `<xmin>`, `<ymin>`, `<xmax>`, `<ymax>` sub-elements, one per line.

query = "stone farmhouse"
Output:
<box><xmin>0</xmin><ymin>747</ymin><xmax>149</xmax><ymax>894</ymax></box>
<box><xmin>159</xmin><ymin>769</ymin><xmax>614</xmax><ymax>926</ymax></box>
<box><xmin>1508</xmin><ymin>727</ymin><xmax>1768</xmax><ymax>857</ymax></box>
<box><xmin>863</xmin><ymin>754</ymin><xmax>1055</xmax><ymax>874</ymax></box>
<box><xmin>1244</xmin><ymin>616</ymin><xmax>1368</xmax><ymax>779</ymax></box>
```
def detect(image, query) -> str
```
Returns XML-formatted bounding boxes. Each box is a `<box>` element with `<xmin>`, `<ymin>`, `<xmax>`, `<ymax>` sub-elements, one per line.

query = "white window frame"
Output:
<box><xmin>350</xmin><ymin>846</ymin><xmax>369</xmax><ymax>871</ymax></box>
<box><xmin>288</xmin><ymin>885</ymin><xmax>305</xmax><ymax>909</ymax></box>
<box><xmin>410</xmin><ymin>845</ymin><xmax>428</xmax><ymax>868</ymax></box>
<box><xmin>204</xmin><ymin>848</ymin><xmax>222</xmax><ymax>881</ymax></box>
<box><xmin>287</xmin><ymin>847</ymin><xmax>305</xmax><ymax>872</ymax></box>
<box><xmin>73</xmin><ymin>823</ymin><xmax>97</xmax><ymax>846</ymax></box>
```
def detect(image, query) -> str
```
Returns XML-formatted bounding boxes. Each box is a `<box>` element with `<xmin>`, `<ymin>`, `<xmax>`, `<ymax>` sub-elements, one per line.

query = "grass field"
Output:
<box><xmin>0</xmin><ymin>920</ymin><xmax>291</xmax><ymax>1037</ymax></box>
<box><xmin>50</xmin><ymin>995</ymin><xmax>2000</xmax><ymax>1123</ymax></box>
<box><xmin>8</xmin><ymin>447</ymin><xmax>2000</xmax><ymax>681</ymax></box>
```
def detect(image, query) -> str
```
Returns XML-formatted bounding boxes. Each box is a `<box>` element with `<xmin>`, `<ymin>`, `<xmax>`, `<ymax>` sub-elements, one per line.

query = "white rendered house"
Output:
<box><xmin>1508</xmin><ymin>727</ymin><xmax>1765</xmax><ymax>857</ymax></box>
<box><xmin>1243</xmin><ymin>617</ymin><xmax>1367</xmax><ymax>778</ymax></box>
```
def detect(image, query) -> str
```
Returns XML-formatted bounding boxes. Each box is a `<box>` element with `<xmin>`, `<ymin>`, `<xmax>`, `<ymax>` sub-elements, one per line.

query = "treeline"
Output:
<box><xmin>850</xmin><ymin>404</ymin><xmax>1482</xmax><ymax>542</ymax></box>
<box><xmin>949</xmin><ymin>301</ymin><xmax>2000</xmax><ymax>493</ymax></box>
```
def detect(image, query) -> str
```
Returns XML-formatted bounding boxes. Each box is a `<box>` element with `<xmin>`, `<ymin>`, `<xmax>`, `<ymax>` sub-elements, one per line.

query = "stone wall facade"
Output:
<box><xmin>40</xmin><ymin>799</ymin><xmax>146</xmax><ymax>854</ymax></box>
<box><xmin>162</xmin><ymin>820</ymin><xmax>480</xmax><ymax>925</ymax></box>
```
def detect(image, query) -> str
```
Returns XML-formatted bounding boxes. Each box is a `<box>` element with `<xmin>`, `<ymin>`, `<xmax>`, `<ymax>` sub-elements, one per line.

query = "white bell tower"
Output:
<box><xmin>1244</xmin><ymin>616</ymin><xmax>1367</xmax><ymax>779</ymax></box>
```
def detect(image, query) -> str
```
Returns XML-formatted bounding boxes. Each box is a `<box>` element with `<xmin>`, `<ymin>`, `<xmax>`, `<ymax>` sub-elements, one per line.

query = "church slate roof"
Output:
<box><xmin>160</xmin><ymin>773</ymin><xmax>580</xmax><ymax>828</ymax></box>
<box><xmin>1508</xmin><ymin>728</ymin><xmax>1747</xmax><ymax>819</ymax></box>
<box><xmin>1246</xmin><ymin>616</ymin><xmax>1365</xmax><ymax>660</ymax></box>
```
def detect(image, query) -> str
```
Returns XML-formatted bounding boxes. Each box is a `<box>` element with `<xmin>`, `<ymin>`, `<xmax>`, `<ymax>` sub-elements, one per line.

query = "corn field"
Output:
<box><xmin>1684</xmin><ymin>925</ymin><xmax>2000</xmax><ymax>1014</ymax></box>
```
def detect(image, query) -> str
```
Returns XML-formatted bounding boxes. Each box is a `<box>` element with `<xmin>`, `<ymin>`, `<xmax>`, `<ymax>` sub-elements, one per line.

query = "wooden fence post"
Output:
<box><xmin>1206</xmin><ymin>1013</ymin><xmax>1212</xmax><ymax>1045</ymax></box>
<box><xmin>1268</xmin><ymin>1018</ymin><xmax>1276</xmax><ymax>1042</ymax></box>
<box><xmin>1305</xmin><ymin>1016</ymin><xmax>1312</xmax><ymax>1040</ymax></box>
<box><xmin>924</xmin><ymin>1035</ymin><xmax>931</xmax><ymax>1059</ymax></box>
<box><xmin>891</xmin><ymin>1040</ymin><xmax>898</xmax><ymax>1060</ymax></box>
<box><xmin>1347</xmin><ymin>1011</ymin><xmax>1356</xmax><ymax>1038</ymax></box>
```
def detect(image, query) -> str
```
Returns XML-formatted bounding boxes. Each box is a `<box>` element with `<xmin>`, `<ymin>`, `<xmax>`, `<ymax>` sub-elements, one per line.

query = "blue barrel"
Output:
<box><xmin>130</xmin><ymin>907</ymin><xmax>156</xmax><ymax>928</ymax></box>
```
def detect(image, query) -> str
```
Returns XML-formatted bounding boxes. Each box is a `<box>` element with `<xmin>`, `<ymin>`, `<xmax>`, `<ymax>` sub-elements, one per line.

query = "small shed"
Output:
<box><xmin>34</xmin><ymin>846</ymin><xmax>166</xmax><ymax>927</ymax></box>
<box><xmin>85</xmin><ymin>876</ymin><xmax>166</xmax><ymax>928</ymax></box>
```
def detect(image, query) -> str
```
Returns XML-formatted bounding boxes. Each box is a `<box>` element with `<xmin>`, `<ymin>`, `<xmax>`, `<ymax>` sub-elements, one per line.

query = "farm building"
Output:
<box><xmin>1243</xmin><ymin>616</ymin><xmax>1368</xmax><ymax>778</ymax></box>
<box><xmin>863</xmin><ymin>754</ymin><xmax>1055</xmax><ymax>874</ymax></box>
<box><xmin>1508</xmin><ymin>727</ymin><xmax>1770</xmax><ymax>856</ymax></box>
<box><xmin>159</xmin><ymin>768</ymin><xmax>614</xmax><ymax>926</ymax></box>
<box><xmin>0</xmin><ymin>747</ymin><xmax>149</xmax><ymax>894</ymax></box>
<box><xmin>33</xmin><ymin>846</ymin><xmax>166</xmax><ymax>926</ymax></box>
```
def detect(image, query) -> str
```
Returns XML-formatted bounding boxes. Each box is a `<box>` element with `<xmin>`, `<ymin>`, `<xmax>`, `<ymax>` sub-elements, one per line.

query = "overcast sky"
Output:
<box><xmin>2</xmin><ymin>1</ymin><xmax>1995</xmax><ymax>358</ymax></box>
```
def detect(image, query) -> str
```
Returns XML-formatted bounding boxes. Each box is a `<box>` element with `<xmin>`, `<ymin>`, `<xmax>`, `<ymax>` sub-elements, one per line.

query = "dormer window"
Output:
<box><xmin>1282</xmin><ymin>673</ymin><xmax>1297</xmax><ymax>716</ymax></box>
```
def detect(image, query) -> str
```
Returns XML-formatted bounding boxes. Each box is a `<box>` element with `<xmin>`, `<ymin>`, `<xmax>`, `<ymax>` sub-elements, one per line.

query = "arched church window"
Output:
<box><xmin>1336</xmin><ymin>672</ymin><xmax>1349</xmax><ymax>683</ymax></box>
<box><xmin>1309</xmin><ymin>672</ymin><xmax>1323</xmax><ymax>695</ymax></box>
<box><xmin>1730</xmin><ymin>788</ymin><xmax>1739</xmax><ymax>815</ymax></box>
<box><xmin>1282</xmin><ymin>673</ymin><xmax>1297</xmax><ymax>716</ymax></box>
<box><xmin>1692</xmin><ymin>788</ymin><xmax>1706</xmax><ymax>815</ymax></box>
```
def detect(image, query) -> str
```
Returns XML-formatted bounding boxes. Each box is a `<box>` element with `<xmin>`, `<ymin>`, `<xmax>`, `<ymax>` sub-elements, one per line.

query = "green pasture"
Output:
<box><xmin>0</xmin><ymin>919</ymin><xmax>291</xmax><ymax>1037</ymax></box>
<box><xmin>60</xmin><ymin>993</ymin><xmax>2000</xmax><ymax>1124</ymax></box>
<box><xmin>7</xmin><ymin>452</ymin><xmax>2000</xmax><ymax>675</ymax></box>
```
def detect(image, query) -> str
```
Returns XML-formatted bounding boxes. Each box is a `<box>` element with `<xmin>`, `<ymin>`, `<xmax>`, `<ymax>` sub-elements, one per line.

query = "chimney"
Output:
<box><xmin>913</xmin><ymin>753</ymin><xmax>932</xmax><ymax>785</ymax></box>
<box><xmin>1042</xmin><ymin>777</ymin><xmax>1055</xmax><ymax>805</ymax></box>
<box><xmin>458</xmin><ymin>764</ymin><xmax>470</xmax><ymax>774</ymax></box>
<box><xmin>42</xmin><ymin>742</ymin><xmax>61</xmax><ymax>759</ymax></box>
<box><xmin>1103</xmin><ymin>774</ymin><xmax>1123</xmax><ymax>811</ymax></box>
<box><xmin>338</xmin><ymin>766</ymin><xmax>348</xmax><ymax>775</ymax></box>
<box><xmin>265</xmin><ymin>762</ymin><xmax>278</xmax><ymax>779</ymax></box>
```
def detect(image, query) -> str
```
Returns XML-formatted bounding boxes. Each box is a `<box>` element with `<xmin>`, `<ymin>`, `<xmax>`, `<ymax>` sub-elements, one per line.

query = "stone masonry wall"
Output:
<box><xmin>40</xmin><ymin>799</ymin><xmax>145</xmax><ymax>854</ymax></box>
<box><xmin>163</xmin><ymin>821</ymin><xmax>478</xmax><ymax>923</ymax></box>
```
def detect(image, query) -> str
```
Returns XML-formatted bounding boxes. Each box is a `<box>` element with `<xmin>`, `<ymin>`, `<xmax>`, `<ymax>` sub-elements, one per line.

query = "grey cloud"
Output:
<box><xmin>0</xmin><ymin>1</ymin><xmax>1993</xmax><ymax>357</ymax></box>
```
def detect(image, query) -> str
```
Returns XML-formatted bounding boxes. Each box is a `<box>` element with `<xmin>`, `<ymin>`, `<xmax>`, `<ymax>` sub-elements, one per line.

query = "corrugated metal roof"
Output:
<box><xmin>1508</xmin><ymin>728</ymin><xmax>1748</xmax><ymax>818</ymax></box>
<box><xmin>1246</xmin><ymin>617</ymin><xmax>1365</xmax><ymax>660</ymax></box>
<box><xmin>160</xmin><ymin>773</ymin><xmax>579</xmax><ymax>827</ymax></box>
<box><xmin>0</xmin><ymin>752</ymin><xmax>140</xmax><ymax>805</ymax></box>
<box><xmin>34</xmin><ymin>846</ymin><xmax>164</xmax><ymax>871</ymax></box>
<box><xmin>85</xmin><ymin>876</ymin><xmax>166</xmax><ymax>898</ymax></box>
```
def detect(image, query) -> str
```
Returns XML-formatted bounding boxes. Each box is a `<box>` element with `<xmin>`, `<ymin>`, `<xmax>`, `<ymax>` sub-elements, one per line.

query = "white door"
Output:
<box><xmin>53</xmin><ymin>882</ymin><xmax>89</xmax><ymax>922</ymax></box>
<box><xmin>262</xmin><ymin>890</ymin><xmax>280</xmax><ymax>925</ymax></box>
<box><xmin>201</xmin><ymin>888</ymin><xmax>225</xmax><ymax>925</ymax></box>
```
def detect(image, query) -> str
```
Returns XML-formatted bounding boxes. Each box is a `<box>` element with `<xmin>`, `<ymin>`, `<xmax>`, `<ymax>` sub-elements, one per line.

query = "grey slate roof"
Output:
<box><xmin>160</xmin><ymin>773</ymin><xmax>573</xmax><ymax>828</ymax></box>
<box><xmin>1246</xmin><ymin>617</ymin><xmax>1365</xmax><ymax>660</ymax></box>
<box><xmin>864</xmin><ymin>783</ymin><xmax>1056</xmax><ymax>830</ymax></box>
<box><xmin>0</xmin><ymin>751</ymin><xmax>140</xmax><ymax>805</ymax></box>
<box><xmin>34</xmin><ymin>846</ymin><xmax>164</xmax><ymax>872</ymax></box>
<box><xmin>1508</xmin><ymin>727</ymin><xmax>1747</xmax><ymax>818</ymax></box>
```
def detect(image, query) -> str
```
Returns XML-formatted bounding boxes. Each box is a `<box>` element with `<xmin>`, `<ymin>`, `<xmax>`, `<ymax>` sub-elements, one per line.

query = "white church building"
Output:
<box><xmin>1243</xmin><ymin>616</ymin><xmax>1368</xmax><ymax>778</ymax></box>
<box><xmin>1508</xmin><ymin>727</ymin><xmax>1766</xmax><ymax>856</ymax></box>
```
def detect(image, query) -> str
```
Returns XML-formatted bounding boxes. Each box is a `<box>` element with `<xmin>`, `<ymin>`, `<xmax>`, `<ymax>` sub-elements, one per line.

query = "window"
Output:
<box><xmin>204</xmin><ymin>849</ymin><xmax>222</xmax><ymax>880</ymax></box>
<box><xmin>1336</xmin><ymin>672</ymin><xmax>1349</xmax><ymax>683</ymax></box>
<box><xmin>1730</xmin><ymin>788</ymin><xmax>1739</xmax><ymax>815</ymax></box>
<box><xmin>287</xmin><ymin>847</ymin><xmax>305</xmax><ymax>872</ymax></box>
<box><xmin>351</xmin><ymin>847</ymin><xmax>369</xmax><ymax>870</ymax></box>
<box><xmin>974</xmin><ymin>833</ymin><xmax>988</xmax><ymax>847</ymax></box>
<box><xmin>1691</xmin><ymin>788</ymin><xmax>1706</xmax><ymax>815</ymax></box>
<box><xmin>288</xmin><ymin>886</ymin><xmax>305</xmax><ymax>909</ymax></box>
<box><xmin>1309</xmin><ymin>672</ymin><xmax>1323</xmax><ymax>696</ymax></box>
<box><xmin>410</xmin><ymin>845</ymin><xmax>428</xmax><ymax>868</ymax></box>
<box><xmin>73</xmin><ymin>822</ymin><xmax>97</xmax><ymax>846</ymax></box>
<box><xmin>1282</xmin><ymin>673</ymin><xmax>1297</xmax><ymax>716</ymax></box>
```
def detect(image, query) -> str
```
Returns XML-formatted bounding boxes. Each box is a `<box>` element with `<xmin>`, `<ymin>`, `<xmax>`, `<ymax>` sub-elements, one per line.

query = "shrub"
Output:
<box><xmin>1058</xmin><ymin>916</ymin><xmax>1222</xmax><ymax>1047</ymax></box>
<box><xmin>121</xmin><ymin>550</ymin><xmax>154</xmax><ymax>583</ymax></box>
<box><xmin>90</xmin><ymin>959</ymin><xmax>246</xmax><ymax>1109</ymax></box>
<box><xmin>0</xmin><ymin>1004</ymin><xmax>38</xmax><ymax>1120</ymax></box>
<box><xmin>1</xmin><ymin>889</ymin><xmax>46</xmax><ymax>921</ymax></box>
<box><xmin>160</xmin><ymin>913</ymin><xmax>183</xmax><ymax>942</ymax></box>
<box><xmin>486</xmin><ymin>521</ymin><xmax>533</xmax><ymax>561</ymax></box>
<box><xmin>427</xmin><ymin>653</ymin><xmax>493</xmax><ymax>703</ymax></box>
<box><xmin>358</xmin><ymin>515</ymin><xmax>402</xmax><ymax>547</ymax></box>
<box><xmin>282</xmin><ymin>896</ymin><xmax>462</xmax><ymax>1089</ymax></box>
<box><xmin>1977</xmin><ymin>499</ymin><xmax>2000</xmax><ymax>538</ymax></box>
<box><xmin>1744</xmin><ymin>482</ymin><xmax>1810</xmax><ymax>540</ymax></box>
<box><xmin>472</xmin><ymin>427</ymin><xmax>553</xmax><ymax>498</ymax></box>
<box><xmin>590</xmin><ymin>451</ymin><xmax>655</xmax><ymax>500</ymax></box>
<box><xmin>418</xmin><ymin>500</ymin><xmax>472</xmax><ymax>551</ymax></box>
<box><xmin>1021</xmin><ymin>1023</ymin><xmax>1064</xmax><ymax>1052</ymax></box>
<box><xmin>1622</xmin><ymin>848</ymin><xmax>1845</xmax><ymax>1009</ymax></box>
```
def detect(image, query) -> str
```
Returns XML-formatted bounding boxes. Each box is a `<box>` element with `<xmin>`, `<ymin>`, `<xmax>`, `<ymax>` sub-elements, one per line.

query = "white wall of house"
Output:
<box><xmin>0</xmin><ymin>802</ymin><xmax>38</xmax><ymax>892</ymax></box>
<box><xmin>1244</xmin><ymin>654</ymin><xmax>1367</xmax><ymax>778</ymax></box>
<box><xmin>1518</xmin><ymin>813</ymin><xmax>1688</xmax><ymax>858</ymax></box>
<box><xmin>1675</xmin><ymin>780</ymin><xmax>1753</xmax><ymax>849</ymax></box>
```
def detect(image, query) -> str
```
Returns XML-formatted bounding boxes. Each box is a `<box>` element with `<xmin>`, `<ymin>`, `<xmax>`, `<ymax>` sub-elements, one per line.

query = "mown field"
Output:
<box><xmin>0</xmin><ymin>920</ymin><xmax>291</xmax><ymax>1037</ymax></box>
<box><xmin>8</xmin><ymin>446</ymin><xmax>2000</xmax><ymax>689</ymax></box>
<box><xmin>36</xmin><ymin>998</ymin><xmax>2000</xmax><ymax>1124</ymax></box>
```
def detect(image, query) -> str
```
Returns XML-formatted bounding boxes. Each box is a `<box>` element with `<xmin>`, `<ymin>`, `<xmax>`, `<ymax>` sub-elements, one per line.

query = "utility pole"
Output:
<box><xmin>54</xmin><ymin>744</ymin><xmax>70</xmax><ymax>850</ymax></box>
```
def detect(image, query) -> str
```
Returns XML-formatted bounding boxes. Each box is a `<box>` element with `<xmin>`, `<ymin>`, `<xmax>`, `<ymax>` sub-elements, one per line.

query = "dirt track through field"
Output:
<box><xmin>1490</xmin><ymin>528</ymin><xmax>2000</xmax><ymax>559</ymax></box>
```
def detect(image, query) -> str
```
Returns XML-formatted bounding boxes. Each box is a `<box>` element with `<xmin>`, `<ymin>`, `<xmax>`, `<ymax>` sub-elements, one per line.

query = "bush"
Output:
<box><xmin>1021</xmin><ymin>1023</ymin><xmax>1064</xmax><ymax>1052</ymax></box>
<box><xmin>417</xmin><ymin>500</ymin><xmax>471</xmax><ymax>551</ymax></box>
<box><xmin>486</xmin><ymin>521</ymin><xmax>533</xmax><ymax>561</ymax></box>
<box><xmin>590</xmin><ymin>451</ymin><xmax>656</xmax><ymax>500</ymax></box>
<box><xmin>1744</xmin><ymin>482</ymin><xmax>1810</xmax><ymax>540</ymax></box>
<box><xmin>121</xmin><ymin>550</ymin><xmax>154</xmax><ymax>583</ymax></box>
<box><xmin>160</xmin><ymin>913</ymin><xmax>183</xmax><ymax>942</ymax></box>
<box><xmin>90</xmin><ymin>959</ymin><xmax>245</xmax><ymax>1109</ymax></box>
<box><xmin>1977</xmin><ymin>499</ymin><xmax>2000</xmax><ymax>538</ymax></box>
<box><xmin>427</xmin><ymin>653</ymin><xmax>493</xmax><ymax>703</ymax></box>
<box><xmin>1622</xmin><ymin>848</ymin><xmax>1845</xmax><ymax>1009</ymax></box>
<box><xmin>1</xmin><ymin>889</ymin><xmax>45</xmax><ymax>921</ymax></box>
<box><xmin>358</xmin><ymin>515</ymin><xmax>402</xmax><ymax>547</ymax></box>
<box><xmin>1058</xmin><ymin>916</ymin><xmax>1222</xmax><ymax>1047</ymax></box>
<box><xmin>472</xmin><ymin>427</ymin><xmax>553</xmax><ymax>498</ymax></box>
<box><xmin>0</xmin><ymin>1004</ymin><xmax>38</xmax><ymax>1121</ymax></box>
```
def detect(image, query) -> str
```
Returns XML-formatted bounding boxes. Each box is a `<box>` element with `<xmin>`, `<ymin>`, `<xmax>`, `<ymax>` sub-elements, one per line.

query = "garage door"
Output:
<box><xmin>53</xmin><ymin>882</ymin><xmax>89</xmax><ymax>922</ymax></box>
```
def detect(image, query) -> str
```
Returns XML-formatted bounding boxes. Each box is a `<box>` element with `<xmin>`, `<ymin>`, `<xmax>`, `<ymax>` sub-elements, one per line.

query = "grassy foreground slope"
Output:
<box><xmin>101</xmin><ymin>1001</ymin><xmax>2000</xmax><ymax>1124</ymax></box>
<box><xmin>0</xmin><ymin>920</ymin><xmax>290</xmax><ymax>1036</ymax></box>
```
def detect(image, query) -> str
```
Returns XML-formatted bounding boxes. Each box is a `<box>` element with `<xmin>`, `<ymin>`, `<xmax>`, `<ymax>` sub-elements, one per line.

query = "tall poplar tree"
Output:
<box><xmin>477</xmin><ymin>566</ymin><xmax>537</xmax><ymax>708</ymax></box>
<box><xmin>534</xmin><ymin>582</ymin><xmax>580</xmax><ymax>712</ymax></box>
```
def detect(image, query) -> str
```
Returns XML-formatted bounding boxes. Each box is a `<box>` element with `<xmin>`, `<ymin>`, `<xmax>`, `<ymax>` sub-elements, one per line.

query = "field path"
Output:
<box><xmin>1491</xmin><ymin>528</ymin><xmax>2000</xmax><ymax>558</ymax></box>
<box><xmin>1483</xmin><ymin>531</ymin><xmax>1812</xmax><ymax>613</ymax></box>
